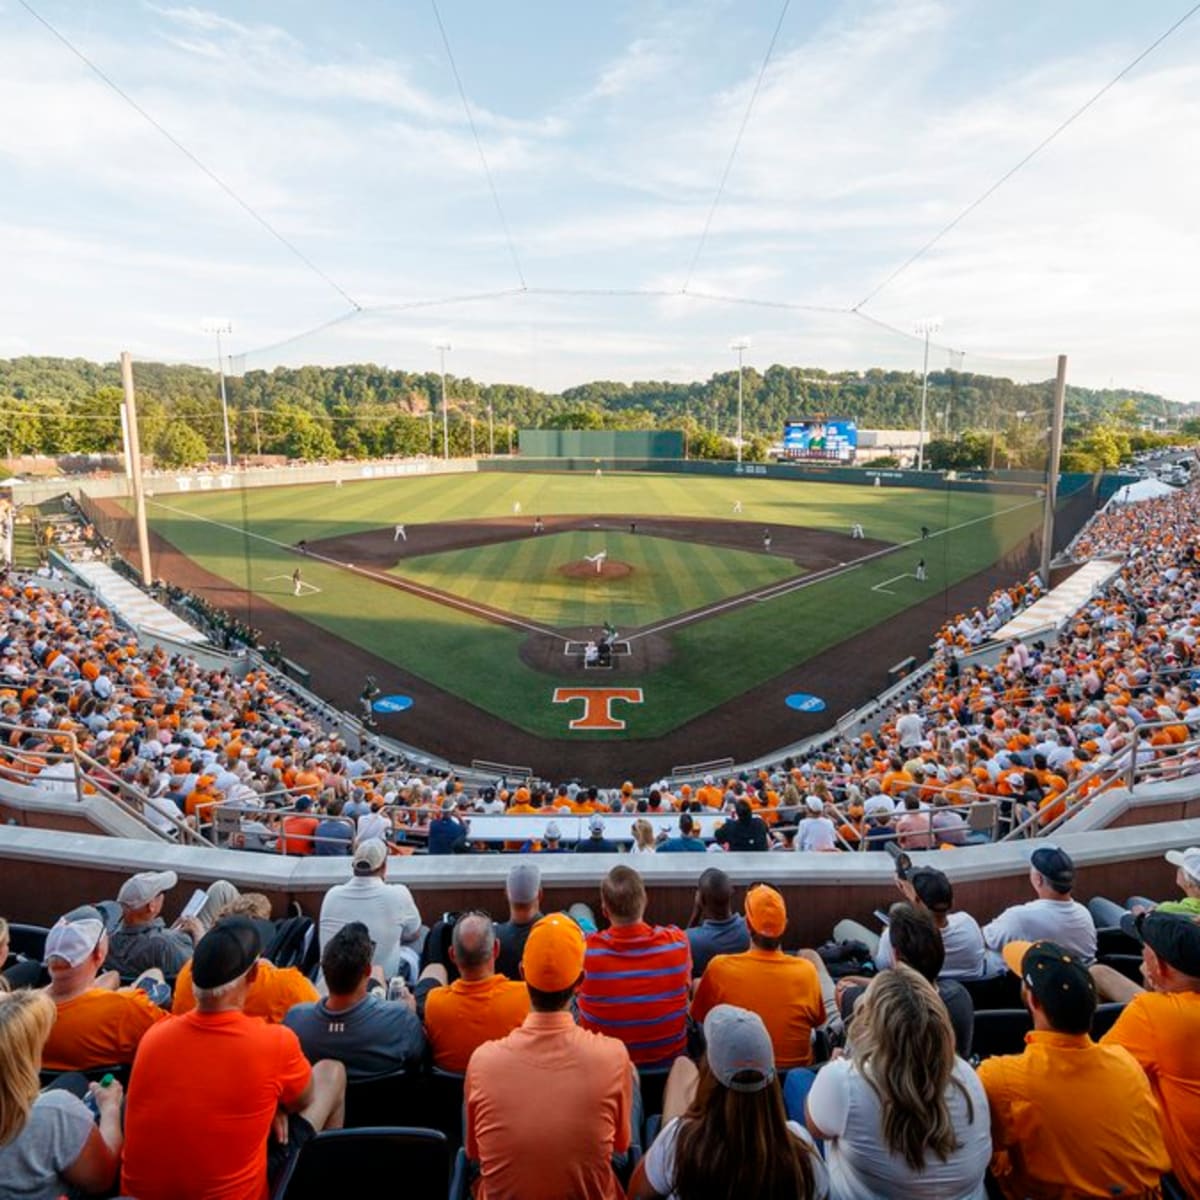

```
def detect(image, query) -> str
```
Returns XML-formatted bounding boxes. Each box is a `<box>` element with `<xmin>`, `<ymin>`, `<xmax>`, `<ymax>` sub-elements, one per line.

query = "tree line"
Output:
<box><xmin>0</xmin><ymin>355</ymin><xmax>1189</xmax><ymax>470</ymax></box>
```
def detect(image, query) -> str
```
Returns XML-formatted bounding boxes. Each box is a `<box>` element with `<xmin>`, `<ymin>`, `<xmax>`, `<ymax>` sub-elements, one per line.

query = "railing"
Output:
<box><xmin>0</xmin><ymin>721</ymin><xmax>208</xmax><ymax>847</ymax></box>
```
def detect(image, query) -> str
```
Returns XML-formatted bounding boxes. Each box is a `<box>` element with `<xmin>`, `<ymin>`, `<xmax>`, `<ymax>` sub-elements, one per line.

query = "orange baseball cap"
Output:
<box><xmin>745</xmin><ymin>884</ymin><xmax>787</xmax><ymax>938</ymax></box>
<box><xmin>522</xmin><ymin>913</ymin><xmax>585</xmax><ymax>991</ymax></box>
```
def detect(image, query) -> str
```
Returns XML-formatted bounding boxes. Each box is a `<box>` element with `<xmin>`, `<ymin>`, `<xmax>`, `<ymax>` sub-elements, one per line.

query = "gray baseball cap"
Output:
<box><xmin>117</xmin><ymin>870</ymin><xmax>178</xmax><ymax>909</ymax></box>
<box><xmin>704</xmin><ymin>1004</ymin><xmax>776</xmax><ymax>1093</ymax></box>
<box><xmin>506</xmin><ymin>862</ymin><xmax>541</xmax><ymax>904</ymax></box>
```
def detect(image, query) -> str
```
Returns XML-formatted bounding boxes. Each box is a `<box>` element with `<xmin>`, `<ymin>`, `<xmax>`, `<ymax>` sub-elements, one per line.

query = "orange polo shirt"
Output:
<box><xmin>465</xmin><ymin>1010</ymin><xmax>631</xmax><ymax>1200</ymax></box>
<box><xmin>42</xmin><ymin>986</ymin><xmax>170</xmax><ymax>1071</ymax></box>
<box><xmin>172</xmin><ymin>959</ymin><xmax>318</xmax><ymax>1023</ymax></box>
<box><xmin>424</xmin><ymin>973</ymin><xmax>530</xmax><ymax>1072</ymax></box>
<box><xmin>1102</xmin><ymin>990</ymin><xmax>1200</xmax><ymax>1197</ymax></box>
<box><xmin>977</xmin><ymin>1029</ymin><xmax>1169</xmax><ymax>1200</ymax></box>
<box><xmin>691</xmin><ymin>947</ymin><xmax>823</xmax><ymax>1068</ymax></box>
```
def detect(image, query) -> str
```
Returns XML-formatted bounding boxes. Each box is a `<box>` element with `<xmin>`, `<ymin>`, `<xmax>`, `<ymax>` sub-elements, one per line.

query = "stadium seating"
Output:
<box><xmin>272</xmin><ymin>1128</ymin><xmax>451</xmax><ymax>1200</ymax></box>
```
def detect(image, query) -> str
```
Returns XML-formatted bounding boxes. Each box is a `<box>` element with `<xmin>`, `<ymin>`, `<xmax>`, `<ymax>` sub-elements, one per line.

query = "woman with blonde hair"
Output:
<box><xmin>805</xmin><ymin>965</ymin><xmax>991</xmax><ymax>1199</ymax></box>
<box><xmin>629</xmin><ymin>818</ymin><xmax>658</xmax><ymax>855</ymax></box>
<box><xmin>0</xmin><ymin>989</ymin><xmax>124</xmax><ymax>1197</ymax></box>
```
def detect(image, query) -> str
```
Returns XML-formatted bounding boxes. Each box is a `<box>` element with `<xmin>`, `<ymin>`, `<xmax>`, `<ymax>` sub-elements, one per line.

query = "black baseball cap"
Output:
<box><xmin>1003</xmin><ymin>939</ymin><xmax>1096</xmax><ymax>1032</ymax></box>
<box><xmin>191</xmin><ymin>916</ymin><xmax>262</xmax><ymax>989</ymax></box>
<box><xmin>911</xmin><ymin>867</ymin><xmax>953</xmax><ymax>914</ymax></box>
<box><xmin>1030</xmin><ymin>845</ymin><xmax>1075</xmax><ymax>893</ymax></box>
<box><xmin>1126</xmin><ymin>911</ymin><xmax>1200</xmax><ymax>977</ymax></box>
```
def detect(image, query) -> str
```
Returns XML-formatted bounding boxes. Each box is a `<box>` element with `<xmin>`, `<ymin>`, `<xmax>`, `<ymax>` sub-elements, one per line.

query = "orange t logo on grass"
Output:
<box><xmin>552</xmin><ymin>687</ymin><xmax>644</xmax><ymax>730</ymax></box>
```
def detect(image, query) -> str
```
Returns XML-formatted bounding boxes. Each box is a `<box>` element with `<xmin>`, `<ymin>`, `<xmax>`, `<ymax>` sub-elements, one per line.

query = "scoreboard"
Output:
<box><xmin>783</xmin><ymin>419</ymin><xmax>858</xmax><ymax>462</ymax></box>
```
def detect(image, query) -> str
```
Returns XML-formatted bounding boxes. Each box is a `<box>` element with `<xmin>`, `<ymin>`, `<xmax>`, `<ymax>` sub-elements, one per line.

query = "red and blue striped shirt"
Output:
<box><xmin>577</xmin><ymin>921</ymin><xmax>692</xmax><ymax>1065</ymax></box>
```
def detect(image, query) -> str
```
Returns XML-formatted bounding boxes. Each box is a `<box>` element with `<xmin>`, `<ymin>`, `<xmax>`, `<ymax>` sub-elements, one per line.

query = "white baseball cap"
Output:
<box><xmin>44</xmin><ymin>910</ymin><xmax>106</xmax><ymax>967</ymax></box>
<box><xmin>117</xmin><ymin>870</ymin><xmax>178</xmax><ymax>909</ymax></box>
<box><xmin>1166</xmin><ymin>847</ymin><xmax>1200</xmax><ymax>881</ymax></box>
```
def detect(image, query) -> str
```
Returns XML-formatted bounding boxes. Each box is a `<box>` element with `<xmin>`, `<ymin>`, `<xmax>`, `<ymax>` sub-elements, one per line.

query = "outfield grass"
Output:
<box><xmin>394</xmin><ymin>530</ymin><xmax>797</xmax><ymax>628</ymax></box>
<box><xmin>143</xmin><ymin>472</ymin><xmax>1041</xmax><ymax>738</ymax></box>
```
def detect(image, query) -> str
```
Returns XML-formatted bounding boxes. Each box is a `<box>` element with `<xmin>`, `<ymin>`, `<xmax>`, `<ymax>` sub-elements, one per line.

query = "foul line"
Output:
<box><xmin>872</xmin><ymin>573</ymin><xmax>915</xmax><ymax>595</ymax></box>
<box><xmin>627</xmin><ymin>497</ymin><xmax>1043</xmax><ymax>643</ymax></box>
<box><xmin>146</xmin><ymin>500</ymin><xmax>570</xmax><ymax>644</ymax></box>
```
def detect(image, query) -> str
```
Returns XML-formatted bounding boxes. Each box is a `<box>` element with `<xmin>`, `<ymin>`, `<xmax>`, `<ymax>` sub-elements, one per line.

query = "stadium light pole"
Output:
<box><xmin>915</xmin><ymin>319</ymin><xmax>941</xmax><ymax>471</ymax></box>
<box><xmin>488</xmin><ymin>402</ymin><xmax>495</xmax><ymax>456</ymax></box>
<box><xmin>731</xmin><ymin>338</ymin><xmax>750</xmax><ymax>463</ymax></box>
<box><xmin>203</xmin><ymin>320</ymin><xmax>234</xmax><ymax>468</ymax></box>
<box><xmin>434</xmin><ymin>341</ymin><xmax>451</xmax><ymax>460</ymax></box>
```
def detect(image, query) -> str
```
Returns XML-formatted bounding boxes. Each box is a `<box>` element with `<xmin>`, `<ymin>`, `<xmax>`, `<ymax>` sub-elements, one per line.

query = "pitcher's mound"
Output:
<box><xmin>559</xmin><ymin>559</ymin><xmax>633</xmax><ymax>581</ymax></box>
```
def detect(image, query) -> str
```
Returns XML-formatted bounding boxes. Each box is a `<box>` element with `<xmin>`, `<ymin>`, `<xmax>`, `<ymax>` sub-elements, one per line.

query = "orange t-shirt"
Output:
<box><xmin>42</xmin><ymin>986</ymin><xmax>169</xmax><ymax>1071</ymax></box>
<box><xmin>424</xmin><ymin>974</ymin><xmax>531</xmax><ymax>1072</ymax></box>
<box><xmin>280</xmin><ymin>814</ymin><xmax>318</xmax><ymax>855</ymax></box>
<box><xmin>121</xmin><ymin>1009</ymin><xmax>312</xmax><ymax>1200</ymax></box>
<box><xmin>691</xmin><ymin>947</ymin><xmax>824</xmax><ymax>1068</ymax></box>
<box><xmin>172</xmin><ymin>959</ymin><xmax>318</xmax><ymax>1023</ymax></box>
<box><xmin>1102</xmin><ymin>990</ymin><xmax>1200</xmax><ymax>1196</ymax></box>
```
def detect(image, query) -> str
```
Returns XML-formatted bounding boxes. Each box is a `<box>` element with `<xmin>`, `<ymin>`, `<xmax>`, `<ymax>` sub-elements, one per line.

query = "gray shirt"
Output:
<box><xmin>687</xmin><ymin>914</ymin><xmax>750</xmax><ymax>977</ymax></box>
<box><xmin>0</xmin><ymin>1089</ymin><xmax>94</xmax><ymax>1200</ymax></box>
<box><xmin>283</xmin><ymin>992</ymin><xmax>426</xmax><ymax>1081</ymax></box>
<box><xmin>105</xmin><ymin>917</ymin><xmax>193</xmax><ymax>977</ymax></box>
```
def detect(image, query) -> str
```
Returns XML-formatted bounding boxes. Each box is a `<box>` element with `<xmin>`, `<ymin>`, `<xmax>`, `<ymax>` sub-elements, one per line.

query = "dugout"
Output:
<box><xmin>518</xmin><ymin>429</ymin><xmax>684</xmax><ymax>460</ymax></box>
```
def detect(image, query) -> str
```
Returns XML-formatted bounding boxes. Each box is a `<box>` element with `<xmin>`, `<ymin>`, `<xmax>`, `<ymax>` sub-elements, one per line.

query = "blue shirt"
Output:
<box><xmin>687</xmin><ymin>914</ymin><xmax>750</xmax><ymax>977</ymax></box>
<box><xmin>283</xmin><ymin>993</ymin><xmax>426</xmax><ymax>1081</ymax></box>
<box><xmin>656</xmin><ymin>836</ymin><xmax>707</xmax><ymax>853</ymax></box>
<box><xmin>314</xmin><ymin>818</ymin><xmax>353</xmax><ymax>856</ymax></box>
<box><xmin>427</xmin><ymin>815</ymin><xmax>466</xmax><ymax>855</ymax></box>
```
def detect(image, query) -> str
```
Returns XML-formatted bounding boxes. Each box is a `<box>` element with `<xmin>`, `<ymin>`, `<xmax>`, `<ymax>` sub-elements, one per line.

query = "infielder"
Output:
<box><xmin>394</xmin><ymin>523</ymin><xmax>406</xmax><ymax>542</ymax></box>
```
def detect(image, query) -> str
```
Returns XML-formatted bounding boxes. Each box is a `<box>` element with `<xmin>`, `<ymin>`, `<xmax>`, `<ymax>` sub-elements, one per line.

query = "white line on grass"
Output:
<box><xmin>872</xmin><ymin>573</ymin><xmax>915</xmax><ymax>595</ymax></box>
<box><xmin>146</xmin><ymin>499</ymin><xmax>569</xmax><ymax>643</ymax></box>
<box><xmin>627</xmin><ymin>496</ymin><xmax>1042</xmax><ymax>643</ymax></box>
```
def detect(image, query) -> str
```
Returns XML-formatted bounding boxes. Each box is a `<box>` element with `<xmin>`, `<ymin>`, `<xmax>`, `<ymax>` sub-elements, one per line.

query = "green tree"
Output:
<box><xmin>155</xmin><ymin>422</ymin><xmax>209</xmax><ymax>467</ymax></box>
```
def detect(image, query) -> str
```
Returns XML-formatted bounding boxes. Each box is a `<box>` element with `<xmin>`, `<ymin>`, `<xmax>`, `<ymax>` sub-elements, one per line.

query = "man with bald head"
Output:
<box><xmin>686</xmin><ymin>867</ymin><xmax>749</xmax><ymax>976</ymax></box>
<box><xmin>418</xmin><ymin>912</ymin><xmax>530</xmax><ymax>1072</ymax></box>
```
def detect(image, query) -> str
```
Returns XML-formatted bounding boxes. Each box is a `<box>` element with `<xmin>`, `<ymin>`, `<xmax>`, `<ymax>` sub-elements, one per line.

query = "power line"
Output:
<box><xmin>16</xmin><ymin>0</ymin><xmax>362</xmax><ymax>311</ymax></box>
<box><xmin>853</xmin><ymin>2</ymin><xmax>1200</xmax><ymax>311</ymax></box>
<box><xmin>430</xmin><ymin>0</ymin><xmax>527</xmax><ymax>290</ymax></box>
<box><xmin>681</xmin><ymin>0</ymin><xmax>792</xmax><ymax>293</ymax></box>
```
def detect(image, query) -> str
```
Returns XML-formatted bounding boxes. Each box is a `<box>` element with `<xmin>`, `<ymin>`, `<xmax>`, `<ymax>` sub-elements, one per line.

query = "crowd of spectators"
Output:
<box><xmin>1</xmin><ymin>848</ymin><xmax>1198</xmax><ymax>1198</ymax></box>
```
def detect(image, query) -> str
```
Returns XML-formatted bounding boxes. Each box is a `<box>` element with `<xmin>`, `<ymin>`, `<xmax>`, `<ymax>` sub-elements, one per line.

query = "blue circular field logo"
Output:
<box><xmin>785</xmin><ymin>693</ymin><xmax>826</xmax><ymax>713</ymax></box>
<box><xmin>373</xmin><ymin>695</ymin><xmax>413</xmax><ymax>714</ymax></box>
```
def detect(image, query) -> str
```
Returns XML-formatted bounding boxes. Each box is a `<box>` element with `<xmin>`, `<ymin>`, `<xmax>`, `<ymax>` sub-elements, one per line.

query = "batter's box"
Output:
<box><xmin>565</xmin><ymin>640</ymin><xmax>631</xmax><ymax>656</ymax></box>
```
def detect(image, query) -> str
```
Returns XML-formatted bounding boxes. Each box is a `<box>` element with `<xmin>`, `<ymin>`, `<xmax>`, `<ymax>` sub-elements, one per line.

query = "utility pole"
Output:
<box><xmin>204</xmin><ymin>320</ymin><xmax>234</xmax><ymax>467</ymax></box>
<box><xmin>915</xmin><ymin>319</ymin><xmax>941</xmax><ymax>471</ymax></box>
<box><xmin>488</xmin><ymin>402</ymin><xmax>494</xmax><ymax>455</ymax></box>
<box><xmin>731</xmin><ymin>338</ymin><xmax>750</xmax><ymax>463</ymax></box>
<box><xmin>1039</xmin><ymin>354</ymin><xmax>1068</xmax><ymax>587</ymax></box>
<box><xmin>435</xmin><ymin>342</ymin><xmax>451</xmax><ymax>460</ymax></box>
<box><xmin>120</xmin><ymin>351</ymin><xmax>153</xmax><ymax>585</ymax></box>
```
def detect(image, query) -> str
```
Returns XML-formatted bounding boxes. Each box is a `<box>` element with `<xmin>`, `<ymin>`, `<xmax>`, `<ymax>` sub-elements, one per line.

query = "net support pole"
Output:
<box><xmin>1038</xmin><ymin>354</ymin><xmax>1068</xmax><ymax>586</ymax></box>
<box><xmin>120</xmin><ymin>351</ymin><xmax>154</xmax><ymax>586</ymax></box>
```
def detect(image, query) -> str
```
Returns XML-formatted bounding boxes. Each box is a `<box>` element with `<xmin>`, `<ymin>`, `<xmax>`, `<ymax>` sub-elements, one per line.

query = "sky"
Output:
<box><xmin>0</xmin><ymin>0</ymin><xmax>1197</xmax><ymax>400</ymax></box>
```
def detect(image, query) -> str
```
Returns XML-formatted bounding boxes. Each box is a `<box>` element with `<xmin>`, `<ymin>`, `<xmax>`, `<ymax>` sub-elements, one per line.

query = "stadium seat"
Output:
<box><xmin>1090</xmin><ymin>1002</ymin><xmax>1127</xmax><ymax>1040</ymax></box>
<box><xmin>636</xmin><ymin>1063</ymin><xmax>673</xmax><ymax>1120</ymax></box>
<box><xmin>1095</xmin><ymin>925</ymin><xmax>1142</xmax><ymax>958</ymax></box>
<box><xmin>1098</xmin><ymin>952</ymin><xmax>1144</xmax><ymax>984</ymax></box>
<box><xmin>961</xmin><ymin>972</ymin><xmax>1022</xmax><ymax>1011</ymax></box>
<box><xmin>970</xmin><ymin>1009</ymin><xmax>1033</xmax><ymax>1060</ymax></box>
<box><xmin>428</xmin><ymin>1067</ymin><xmax>467</xmax><ymax>1147</ymax></box>
<box><xmin>7</xmin><ymin>922</ymin><xmax>50</xmax><ymax>961</ymax></box>
<box><xmin>39</xmin><ymin>1064</ymin><xmax>130</xmax><ymax>1090</ymax></box>
<box><xmin>342</xmin><ymin>1069</ymin><xmax>420</xmax><ymax>1130</ymax></box>
<box><xmin>273</xmin><ymin>1128</ymin><xmax>450</xmax><ymax>1200</ymax></box>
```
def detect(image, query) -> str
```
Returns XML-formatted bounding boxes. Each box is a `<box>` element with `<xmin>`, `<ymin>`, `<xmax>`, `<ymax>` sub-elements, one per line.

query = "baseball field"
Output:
<box><xmin>126</xmin><ymin>469</ymin><xmax>1046</xmax><ymax>776</ymax></box>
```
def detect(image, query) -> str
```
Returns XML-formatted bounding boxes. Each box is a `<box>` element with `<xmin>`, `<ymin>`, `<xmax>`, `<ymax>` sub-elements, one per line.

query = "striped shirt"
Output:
<box><xmin>577</xmin><ymin>921</ymin><xmax>692</xmax><ymax>1065</ymax></box>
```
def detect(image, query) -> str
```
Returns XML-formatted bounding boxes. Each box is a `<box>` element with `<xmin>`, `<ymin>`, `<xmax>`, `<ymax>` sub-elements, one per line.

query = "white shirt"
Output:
<box><xmin>318</xmin><ymin>875</ymin><xmax>422</xmax><ymax>979</ymax></box>
<box><xmin>797</xmin><ymin>815</ymin><xmax>838</xmax><ymax>852</ymax></box>
<box><xmin>877</xmin><ymin>910</ymin><xmax>988</xmax><ymax>980</ymax></box>
<box><xmin>356</xmin><ymin>810</ymin><xmax>390</xmax><ymax>844</ymax></box>
<box><xmin>643</xmin><ymin>1115</ymin><xmax>828</xmax><ymax>1200</ymax></box>
<box><xmin>982</xmin><ymin>896</ymin><xmax>1097</xmax><ymax>966</ymax></box>
<box><xmin>895</xmin><ymin>712</ymin><xmax>925</xmax><ymax>748</ymax></box>
<box><xmin>808</xmin><ymin>1056</ymin><xmax>990</xmax><ymax>1200</ymax></box>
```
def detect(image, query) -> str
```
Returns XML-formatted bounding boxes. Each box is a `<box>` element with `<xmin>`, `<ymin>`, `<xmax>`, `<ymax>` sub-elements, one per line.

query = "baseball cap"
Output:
<box><xmin>588</xmin><ymin>813</ymin><xmax>606</xmax><ymax>834</ymax></box>
<box><xmin>704</xmin><ymin>1004</ymin><xmax>776</xmax><ymax>1093</ymax></box>
<box><xmin>745</xmin><ymin>883</ymin><xmax>787</xmax><ymax>938</ymax></box>
<box><xmin>506</xmin><ymin>861</ymin><xmax>541</xmax><ymax>904</ymax></box>
<box><xmin>545</xmin><ymin>821</ymin><xmax>562</xmax><ymax>840</ymax></box>
<box><xmin>44</xmin><ymin>908</ymin><xmax>106</xmax><ymax>967</ymax></box>
<box><xmin>1166</xmin><ymin>847</ymin><xmax>1200</xmax><ymax>883</ymax></box>
<box><xmin>521</xmin><ymin>913</ymin><xmax>585</xmax><ymax>991</ymax></box>
<box><xmin>192</xmin><ymin>917</ymin><xmax>262</xmax><ymax>989</ymax></box>
<box><xmin>1001</xmin><ymin>940</ymin><xmax>1096</xmax><ymax>1012</ymax></box>
<box><xmin>1030</xmin><ymin>845</ymin><xmax>1075</xmax><ymax>893</ymax></box>
<box><xmin>117</xmin><ymin>870</ymin><xmax>178</xmax><ymax>909</ymax></box>
<box><xmin>353</xmin><ymin>838</ymin><xmax>388</xmax><ymax>876</ymax></box>
<box><xmin>1125</xmin><ymin>911</ymin><xmax>1200</xmax><ymax>977</ymax></box>
<box><xmin>805</xmin><ymin>795</ymin><xmax>823</xmax><ymax>813</ymax></box>
<box><xmin>910</xmin><ymin>867</ymin><xmax>954</xmax><ymax>914</ymax></box>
